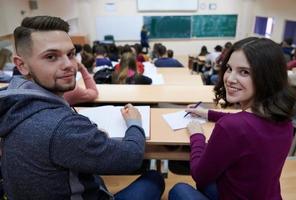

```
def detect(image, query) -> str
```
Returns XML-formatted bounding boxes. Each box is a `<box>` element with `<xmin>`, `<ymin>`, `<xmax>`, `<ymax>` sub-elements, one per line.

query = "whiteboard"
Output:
<box><xmin>96</xmin><ymin>16</ymin><xmax>143</xmax><ymax>41</ymax></box>
<box><xmin>137</xmin><ymin>0</ymin><xmax>198</xmax><ymax>11</ymax></box>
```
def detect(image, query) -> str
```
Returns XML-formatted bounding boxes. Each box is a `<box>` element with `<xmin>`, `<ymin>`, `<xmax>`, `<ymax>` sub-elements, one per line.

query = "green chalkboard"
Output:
<box><xmin>144</xmin><ymin>16</ymin><xmax>191</xmax><ymax>39</ymax></box>
<box><xmin>192</xmin><ymin>15</ymin><xmax>237</xmax><ymax>37</ymax></box>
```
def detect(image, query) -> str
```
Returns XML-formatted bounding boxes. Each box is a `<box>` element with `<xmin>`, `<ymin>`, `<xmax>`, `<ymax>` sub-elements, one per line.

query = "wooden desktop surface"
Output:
<box><xmin>146</xmin><ymin>108</ymin><xmax>214</xmax><ymax>160</ymax></box>
<box><xmin>0</xmin><ymin>83</ymin><xmax>8</xmax><ymax>88</ymax></box>
<box><xmin>94</xmin><ymin>84</ymin><xmax>214</xmax><ymax>104</ymax></box>
<box><xmin>148</xmin><ymin>108</ymin><xmax>214</xmax><ymax>145</ymax></box>
<box><xmin>157</xmin><ymin>68</ymin><xmax>203</xmax><ymax>85</ymax></box>
<box><xmin>162</xmin><ymin>74</ymin><xmax>203</xmax><ymax>85</ymax></box>
<box><xmin>156</xmin><ymin>68</ymin><xmax>190</xmax><ymax>75</ymax></box>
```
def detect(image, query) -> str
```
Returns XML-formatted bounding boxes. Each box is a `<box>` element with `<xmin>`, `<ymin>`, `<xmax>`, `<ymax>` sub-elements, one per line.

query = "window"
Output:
<box><xmin>283</xmin><ymin>20</ymin><xmax>296</xmax><ymax>46</ymax></box>
<box><xmin>254</xmin><ymin>16</ymin><xmax>274</xmax><ymax>38</ymax></box>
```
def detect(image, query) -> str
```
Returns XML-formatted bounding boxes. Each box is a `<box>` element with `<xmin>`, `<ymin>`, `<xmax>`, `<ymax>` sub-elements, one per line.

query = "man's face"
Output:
<box><xmin>18</xmin><ymin>31</ymin><xmax>77</xmax><ymax>96</ymax></box>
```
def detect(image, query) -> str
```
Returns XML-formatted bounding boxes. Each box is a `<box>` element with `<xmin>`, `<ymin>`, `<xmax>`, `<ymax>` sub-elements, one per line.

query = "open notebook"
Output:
<box><xmin>78</xmin><ymin>106</ymin><xmax>150</xmax><ymax>138</ymax></box>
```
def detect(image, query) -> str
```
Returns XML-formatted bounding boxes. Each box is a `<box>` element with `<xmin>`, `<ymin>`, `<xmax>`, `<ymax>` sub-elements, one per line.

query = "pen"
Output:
<box><xmin>184</xmin><ymin>101</ymin><xmax>202</xmax><ymax>118</ymax></box>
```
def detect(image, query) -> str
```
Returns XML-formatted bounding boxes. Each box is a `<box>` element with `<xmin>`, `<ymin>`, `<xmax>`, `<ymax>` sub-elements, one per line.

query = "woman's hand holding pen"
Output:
<box><xmin>187</xmin><ymin>121</ymin><xmax>204</xmax><ymax>136</ymax></box>
<box><xmin>185</xmin><ymin>104</ymin><xmax>209</xmax><ymax>120</ymax></box>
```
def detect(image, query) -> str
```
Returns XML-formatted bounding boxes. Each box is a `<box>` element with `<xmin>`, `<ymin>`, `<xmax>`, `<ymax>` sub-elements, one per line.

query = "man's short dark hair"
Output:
<box><xmin>158</xmin><ymin>45</ymin><xmax>167</xmax><ymax>57</ymax></box>
<box><xmin>167</xmin><ymin>49</ymin><xmax>174</xmax><ymax>58</ymax></box>
<box><xmin>14</xmin><ymin>16</ymin><xmax>70</xmax><ymax>56</ymax></box>
<box><xmin>214</xmin><ymin>45</ymin><xmax>223</xmax><ymax>52</ymax></box>
<box><xmin>94</xmin><ymin>45</ymin><xmax>107</xmax><ymax>55</ymax></box>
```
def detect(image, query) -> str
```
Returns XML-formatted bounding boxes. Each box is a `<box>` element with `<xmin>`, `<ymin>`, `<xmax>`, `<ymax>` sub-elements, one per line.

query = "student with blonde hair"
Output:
<box><xmin>112</xmin><ymin>52</ymin><xmax>152</xmax><ymax>85</ymax></box>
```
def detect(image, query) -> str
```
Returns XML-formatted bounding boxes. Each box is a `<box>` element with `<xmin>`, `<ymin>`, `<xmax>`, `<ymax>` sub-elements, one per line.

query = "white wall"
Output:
<box><xmin>0</xmin><ymin>0</ymin><xmax>78</xmax><ymax>35</ymax></box>
<box><xmin>0</xmin><ymin>0</ymin><xmax>295</xmax><ymax>55</ymax></box>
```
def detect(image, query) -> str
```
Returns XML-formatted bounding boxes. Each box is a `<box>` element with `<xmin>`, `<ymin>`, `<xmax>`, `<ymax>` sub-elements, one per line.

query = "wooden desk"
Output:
<box><xmin>156</xmin><ymin>68</ymin><xmax>203</xmax><ymax>85</ymax></box>
<box><xmin>188</xmin><ymin>55</ymin><xmax>206</xmax><ymax>72</ymax></box>
<box><xmin>162</xmin><ymin>74</ymin><xmax>203</xmax><ymax>85</ymax></box>
<box><xmin>146</xmin><ymin>108</ymin><xmax>214</xmax><ymax>160</ymax></box>
<box><xmin>148</xmin><ymin>108</ymin><xmax>214</xmax><ymax>145</ymax></box>
<box><xmin>94</xmin><ymin>84</ymin><xmax>214</xmax><ymax>104</ymax></box>
<box><xmin>157</xmin><ymin>68</ymin><xmax>189</xmax><ymax>75</ymax></box>
<box><xmin>0</xmin><ymin>83</ymin><xmax>8</xmax><ymax>88</ymax></box>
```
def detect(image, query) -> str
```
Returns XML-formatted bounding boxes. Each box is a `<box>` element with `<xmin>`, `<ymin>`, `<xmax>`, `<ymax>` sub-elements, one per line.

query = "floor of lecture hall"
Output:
<box><xmin>102</xmin><ymin>170</ymin><xmax>195</xmax><ymax>200</ymax></box>
<box><xmin>102</xmin><ymin>166</ymin><xmax>296</xmax><ymax>200</ymax></box>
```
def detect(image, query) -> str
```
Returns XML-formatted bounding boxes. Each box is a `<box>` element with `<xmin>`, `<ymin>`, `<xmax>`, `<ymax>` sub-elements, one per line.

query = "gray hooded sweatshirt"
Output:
<box><xmin>0</xmin><ymin>76</ymin><xmax>145</xmax><ymax>200</ymax></box>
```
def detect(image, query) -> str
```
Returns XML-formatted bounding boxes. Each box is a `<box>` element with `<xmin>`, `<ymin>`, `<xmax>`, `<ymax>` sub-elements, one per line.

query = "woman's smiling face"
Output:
<box><xmin>223</xmin><ymin>50</ymin><xmax>255</xmax><ymax>110</ymax></box>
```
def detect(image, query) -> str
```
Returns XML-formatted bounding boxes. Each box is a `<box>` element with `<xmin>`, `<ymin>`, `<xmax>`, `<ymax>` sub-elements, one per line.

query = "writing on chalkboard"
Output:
<box><xmin>192</xmin><ymin>15</ymin><xmax>237</xmax><ymax>37</ymax></box>
<box><xmin>144</xmin><ymin>15</ymin><xmax>237</xmax><ymax>39</ymax></box>
<box><xmin>144</xmin><ymin>16</ymin><xmax>191</xmax><ymax>39</ymax></box>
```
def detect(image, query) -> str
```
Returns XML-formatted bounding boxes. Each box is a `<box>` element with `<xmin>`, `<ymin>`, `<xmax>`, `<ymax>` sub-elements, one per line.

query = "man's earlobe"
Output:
<box><xmin>13</xmin><ymin>55</ymin><xmax>29</xmax><ymax>75</ymax></box>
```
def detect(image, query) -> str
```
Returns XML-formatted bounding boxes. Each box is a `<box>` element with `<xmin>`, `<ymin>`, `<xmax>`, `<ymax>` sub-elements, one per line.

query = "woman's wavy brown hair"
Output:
<box><xmin>214</xmin><ymin>37</ymin><xmax>296</xmax><ymax>121</ymax></box>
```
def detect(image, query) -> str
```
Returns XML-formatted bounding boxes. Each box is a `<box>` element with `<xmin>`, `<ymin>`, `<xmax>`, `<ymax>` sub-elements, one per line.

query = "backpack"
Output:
<box><xmin>93</xmin><ymin>68</ymin><xmax>114</xmax><ymax>84</ymax></box>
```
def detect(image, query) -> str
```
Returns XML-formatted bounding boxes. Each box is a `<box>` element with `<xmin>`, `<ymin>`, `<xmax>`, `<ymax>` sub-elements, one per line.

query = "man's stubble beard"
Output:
<box><xmin>29</xmin><ymin>70</ymin><xmax>76</xmax><ymax>95</ymax></box>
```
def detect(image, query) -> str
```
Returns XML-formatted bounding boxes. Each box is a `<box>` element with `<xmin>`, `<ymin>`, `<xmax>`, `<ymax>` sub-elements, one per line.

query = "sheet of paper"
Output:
<box><xmin>162</xmin><ymin>110</ymin><xmax>206</xmax><ymax>130</ymax></box>
<box><xmin>75</xmin><ymin>71</ymin><xmax>82</xmax><ymax>81</ymax></box>
<box><xmin>78</xmin><ymin>106</ymin><xmax>150</xmax><ymax>138</ymax></box>
<box><xmin>4</xmin><ymin>71</ymin><xmax>13</xmax><ymax>76</ymax></box>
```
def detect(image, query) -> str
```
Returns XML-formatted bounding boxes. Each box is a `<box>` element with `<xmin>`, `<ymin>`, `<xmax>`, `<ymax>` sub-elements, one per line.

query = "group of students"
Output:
<box><xmin>0</xmin><ymin>15</ymin><xmax>295</xmax><ymax>200</ymax></box>
<box><xmin>72</xmin><ymin>41</ymin><xmax>183</xmax><ymax>87</ymax></box>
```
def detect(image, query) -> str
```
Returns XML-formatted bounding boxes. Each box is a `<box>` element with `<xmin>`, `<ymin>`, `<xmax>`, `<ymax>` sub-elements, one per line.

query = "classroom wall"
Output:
<box><xmin>77</xmin><ymin>0</ymin><xmax>245</xmax><ymax>56</ymax></box>
<box><xmin>0</xmin><ymin>0</ymin><xmax>295</xmax><ymax>56</ymax></box>
<box><xmin>75</xmin><ymin>0</ymin><xmax>295</xmax><ymax>55</ymax></box>
<box><xmin>252</xmin><ymin>0</ymin><xmax>296</xmax><ymax>43</ymax></box>
<box><xmin>0</xmin><ymin>0</ymin><xmax>78</xmax><ymax>36</ymax></box>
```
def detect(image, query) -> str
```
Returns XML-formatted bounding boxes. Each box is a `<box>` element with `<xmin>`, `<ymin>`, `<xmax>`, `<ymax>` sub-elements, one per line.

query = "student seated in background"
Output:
<box><xmin>167</xmin><ymin>49</ymin><xmax>174</xmax><ymax>58</ymax></box>
<box><xmin>151</xmin><ymin>43</ymin><xmax>162</xmax><ymax>63</ymax></box>
<box><xmin>0</xmin><ymin>48</ymin><xmax>15</xmax><ymax>71</ymax></box>
<box><xmin>64</xmin><ymin>62</ymin><xmax>98</xmax><ymax>105</ymax></box>
<box><xmin>210</xmin><ymin>42</ymin><xmax>233</xmax><ymax>85</ymax></box>
<box><xmin>202</xmin><ymin>45</ymin><xmax>222</xmax><ymax>85</ymax></box>
<box><xmin>0</xmin><ymin>15</ymin><xmax>165</xmax><ymax>200</ymax></box>
<box><xmin>154</xmin><ymin>45</ymin><xmax>183</xmax><ymax>67</ymax></box>
<box><xmin>115</xmin><ymin>44</ymin><xmax>145</xmax><ymax>74</ymax></box>
<box><xmin>193</xmin><ymin>45</ymin><xmax>209</xmax><ymax>73</ymax></box>
<box><xmin>281</xmin><ymin>38</ymin><xmax>294</xmax><ymax>62</ymax></box>
<box><xmin>133</xmin><ymin>43</ymin><xmax>147</xmax><ymax>63</ymax></box>
<box><xmin>107</xmin><ymin>43</ymin><xmax>119</xmax><ymax>62</ymax></box>
<box><xmin>169</xmin><ymin>37</ymin><xmax>296</xmax><ymax>200</ymax></box>
<box><xmin>287</xmin><ymin>48</ymin><xmax>296</xmax><ymax>70</ymax></box>
<box><xmin>112</xmin><ymin>52</ymin><xmax>152</xmax><ymax>85</ymax></box>
<box><xmin>74</xmin><ymin>44</ymin><xmax>82</xmax><ymax>63</ymax></box>
<box><xmin>94</xmin><ymin>45</ymin><xmax>112</xmax><ymax>69</ymax></box>
<box><xmin>0</xmin><ymin>49</ymin><xmax>13</xmax><ymax>82</ymax></box>
<box><xmin>81</xmin><ymin>43</ymin><xmax>95</xmax><ymax>73</ymax></box>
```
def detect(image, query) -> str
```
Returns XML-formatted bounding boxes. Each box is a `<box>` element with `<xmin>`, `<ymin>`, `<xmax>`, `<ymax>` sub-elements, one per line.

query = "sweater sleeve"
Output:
<box><xmin>63</xmin><ymin>66</ymin><xmax>99</xmax><ymax>105</ymax></box>
<box><xmin>190</xmin><ymin>122</ymin><xmax>244</xmax><ymax>189</ymax></box>
<box><xmin>287</xmin><ymin>59</ymin><xmax>296</xmax><ymax>70</ymax></box>
<box><xmin>208</xmin><ymin>110</ymin><xmax>230</xmax><ymax>122</ymax></box>
<box><xmin>50</xmin><ymin>114</ymin><xmax>146</xmax><ymax>174</ymax></box>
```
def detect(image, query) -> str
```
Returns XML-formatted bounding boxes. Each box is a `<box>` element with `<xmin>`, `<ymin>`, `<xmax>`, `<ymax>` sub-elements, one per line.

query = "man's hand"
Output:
<box><xmin>121</xmin><ymin>103</ymin><xmax>141</xmax><ymax>122</ymax></box>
